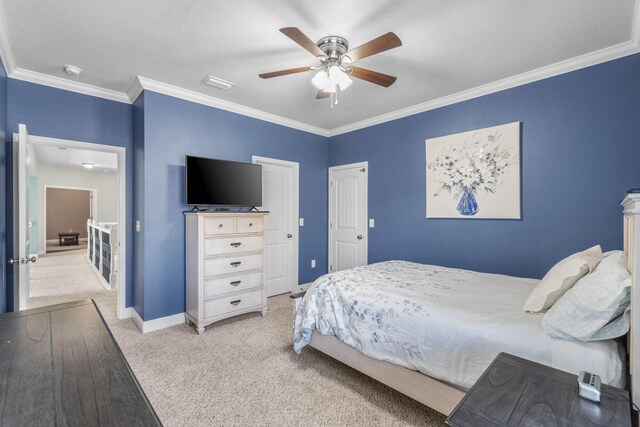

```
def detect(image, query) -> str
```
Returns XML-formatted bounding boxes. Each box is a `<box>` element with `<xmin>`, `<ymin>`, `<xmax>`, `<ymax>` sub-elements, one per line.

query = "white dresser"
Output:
<box><xmin>184</xmin><ymin>212</ymin><xmax>268</xmax><ymax>334</ymax></box>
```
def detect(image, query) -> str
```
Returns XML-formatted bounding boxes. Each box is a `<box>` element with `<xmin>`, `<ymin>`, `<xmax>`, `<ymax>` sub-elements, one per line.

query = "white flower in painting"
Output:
<box><xmin>427</xmin><ymin>130</ymin><xmax>518</xmax><ymax>199</ymax></box>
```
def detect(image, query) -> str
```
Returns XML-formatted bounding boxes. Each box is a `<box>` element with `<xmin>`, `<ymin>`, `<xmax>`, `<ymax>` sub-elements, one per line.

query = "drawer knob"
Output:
<box><xmin>230</xmin><ymin>280</ymin><xmax>241</xmax><ymax>286</ymax></box>
<box><xmin>249</xmin><ymin>223</ymin><xmax>253</xmax><ymax>227</ymax></box>
<box><xmin>230</xmin><ymin>261</ymin><xmax>241</xmax><ymax>267</ymax></box>
<box><xmin>230</xmin><ymin>242</ymin><xmax>242</xmax><ymax>248</ymax></box>
<box><xmin>230</xmin><ymin>299</ymin><xmax>241</xmax><ymax>306</ymax></box>
<box><xmin>218</xmin><ymin>224</ymin><xmax>223</xmax><ymax>228</ymax></box>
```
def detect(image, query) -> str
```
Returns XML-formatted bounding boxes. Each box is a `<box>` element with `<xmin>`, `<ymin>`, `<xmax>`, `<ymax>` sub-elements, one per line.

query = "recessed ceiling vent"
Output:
<box><xmin>63</xmin><ymin>64</ymin><xmax>82</xmax><ymax>76</ymax></box>
<box><xmin>204</xmin><ymin>75</ymin><xmax>236</xmax><ymax>90</ymax></box>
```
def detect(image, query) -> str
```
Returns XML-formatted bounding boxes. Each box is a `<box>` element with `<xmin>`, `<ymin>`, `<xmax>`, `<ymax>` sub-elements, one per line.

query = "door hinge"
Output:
<box><xmin>360</xmin><ymin>168</ymin><xmax>366</xmax><ymax>172</ymax></box>
<box><xmin>330</xmin><ymin>181</ymin><xmax>333</xmax><ymax>187</ymax></box>
<box><xmin>330</xmin><ymin>265</ymin><xmax>333</xmax><ymax>271</ymax></box>
<box><xmin>330</xmin><ymin>222</ymin><xmax>332</xmax><ymax>229</ymax></box>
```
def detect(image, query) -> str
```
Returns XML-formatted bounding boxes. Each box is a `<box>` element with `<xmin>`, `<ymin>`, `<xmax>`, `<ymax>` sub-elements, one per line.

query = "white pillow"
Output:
<box><xmin>541</xmin><ymin>250</ymin><xmax>631</xmax><ymax>341</ymax></box>
<box><xmin>523</xmin><ymin>245</ymin><xmax>602</xmax><ymax>313</ymax></box>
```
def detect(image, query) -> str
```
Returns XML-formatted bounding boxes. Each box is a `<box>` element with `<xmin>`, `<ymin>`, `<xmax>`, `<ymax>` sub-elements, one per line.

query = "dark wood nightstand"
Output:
<box><xmin>447</xmin><ymin>352</ymin><xmax>632</xmax><ymax>427</ymax></box>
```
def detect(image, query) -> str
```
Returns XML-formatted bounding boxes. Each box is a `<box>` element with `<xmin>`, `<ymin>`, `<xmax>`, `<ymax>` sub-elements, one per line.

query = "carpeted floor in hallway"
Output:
<box><xmin>28</xmin><ymin>250</ymin><xmax>447</xmax><ymax>426</ymax></box>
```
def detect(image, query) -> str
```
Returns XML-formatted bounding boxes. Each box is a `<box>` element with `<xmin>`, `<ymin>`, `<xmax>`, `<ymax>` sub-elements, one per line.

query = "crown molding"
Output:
<box><xmin>328</xmin><ymin>39</ymin><xmax>640</xmax><ymax>137</ymax></box>
<box><xmin>10</xmin><ymin>68</ymin><xmax>130</xmax><ymax>103</ymax></box>
<box><xmin>131</xmin><ymin>76</ymin><xmax>330</xmax><ymax>137</ymax></box>
<box><xmin>0</xmin><ymin>0</ymin><xmax>638</xmax><ymax>137</ymax></box>
<box><xmin>127</xmin><ymin>76</ymin><xmax>144</xmax><ymax>103</ymax></box>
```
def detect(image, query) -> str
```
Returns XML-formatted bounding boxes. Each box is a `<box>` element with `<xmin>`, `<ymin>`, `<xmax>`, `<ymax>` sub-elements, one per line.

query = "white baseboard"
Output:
<box><xmin>121</xmin><ymin>306</ymin><xmax>134</xmax><ymax>320</ymax></box>
<box><xmin>297</xmin><ymin>282</ymin><xmax>313</xmax><ymax>292</ymax></box>
<box><xmin>129</xmin><ymin>308</ymin><xmax>185</xmax><ymax>333</ymax></box>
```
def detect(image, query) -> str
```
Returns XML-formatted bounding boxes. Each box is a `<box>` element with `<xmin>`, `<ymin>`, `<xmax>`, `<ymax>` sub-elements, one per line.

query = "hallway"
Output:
<box><xmin>28</xmin><ymin>249</ymin><xmax>117</xmax><ymax>318</ymax></box>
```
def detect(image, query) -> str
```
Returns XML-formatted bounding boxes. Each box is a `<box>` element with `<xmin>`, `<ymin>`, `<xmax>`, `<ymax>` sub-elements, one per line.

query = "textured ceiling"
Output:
<box><xmin>1</xmin><ymin>0</ymin><xmax>637</xmax><ymax>131</ymax></box>
<box><xmin>32</xmin><ymin>145</ymin><xmax>118</xmax><ymax>171</ymax></box>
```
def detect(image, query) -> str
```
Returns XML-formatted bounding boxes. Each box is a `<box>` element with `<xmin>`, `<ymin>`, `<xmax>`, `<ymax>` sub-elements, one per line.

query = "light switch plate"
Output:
<box><xmin>311</xmin><ymin>259</ymin><xmax>316</xmax><ymax>268</ymax></box>
<box><xmin>135</xmin><ymin>220</ymin><xmax>141</xmax><ymax>232</ymax></box>
<box><xmin>299</xmin><ymin>218</ymin><xmax>304</xmax><ymax>227</ymax></box>
<box><xmin>369</xmin><ymin>219</ymin><xmax>375</xmax><ymax>228</ymax></box>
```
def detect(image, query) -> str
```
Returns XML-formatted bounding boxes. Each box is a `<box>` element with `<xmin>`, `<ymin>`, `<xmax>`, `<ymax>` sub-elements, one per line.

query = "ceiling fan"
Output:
<box><xmin>259</xmin><ymin>27</ymin><xmax>402</xmax><ymax>107</ymax></box>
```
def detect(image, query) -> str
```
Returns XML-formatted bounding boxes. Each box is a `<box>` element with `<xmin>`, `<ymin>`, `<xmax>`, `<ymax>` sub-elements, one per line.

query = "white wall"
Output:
<box><xmin>33</xmin><ymin>162</ymin><xmax>118</xmax><ymax>253</ymax></box>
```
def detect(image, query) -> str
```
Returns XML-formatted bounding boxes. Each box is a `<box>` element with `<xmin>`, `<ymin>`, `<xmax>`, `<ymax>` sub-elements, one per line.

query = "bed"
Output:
<box><xmin>293</xmin><ymin>193</ymin><xmax>640</xmax><ymax>415</ymax></box>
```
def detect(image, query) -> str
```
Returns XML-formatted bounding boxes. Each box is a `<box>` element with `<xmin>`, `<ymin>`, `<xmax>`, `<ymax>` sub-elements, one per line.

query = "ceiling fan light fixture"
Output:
<box><xmin>311</xmin><ymin>66</ymin><xmax>352</xmax><ymax>93</ymax></box>
<box><xmin>82</xmin><ymin>162</ymin><xmax>95</xmax><ymax>169</ymax></box>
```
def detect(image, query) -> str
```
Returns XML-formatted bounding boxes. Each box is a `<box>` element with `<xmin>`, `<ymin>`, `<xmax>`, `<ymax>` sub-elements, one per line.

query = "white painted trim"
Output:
<box><xmin>21</xmin><ymin>133</ymin><xmax>128</xmax><ymax>320</ymax></box>
<box><xmin>296</xmin><ymin>282</ymin><xmax>313</xmax><ymax>293</ymax></box>
<box><xmin>42</xmin><ymin>185</ymin><xmax>97</xmax><ymax>255</ymax></box>
<box><xmin>133</xmin><ymin>76</ymin><xmax>330</xmax><ymax>136</ymax></box>
<box><xmin>122</xmin><ymin>306</ymin><xmax>134</xmax><ymax>319</ymax></box>
<box><xmin>130</xmin><ymin>309</ymin><xmax>185</xmax><ymax>334</ymax></box>
<box><xmin>130</xmin><ymin>308</ymin><xmax>144</xmax><ymax>331</ymax></box>
<box><xmin>0</xmin><ymin>0</ymin><xmax>639</xmax><ymax>135</ymax></box>
<box><xmin>126</xmin><ymin>76</ymin><xmax>144</xmax><ymax>103</ymax></box>
<box><xmin>328</xmin><ymin>162</ymin><xmax>369</xmax><ymax>273</ymax></box>
<box><xmin>328</xmin><ymin>40</ymin><xmax>640</xmax><ymax>136</ymax></box>
<box><xmin>10</xmin><ymin>68</ymin><xmax>130</xmax><ymax>103</ymax></box>
<box><xmin>252</xmin><ymin>156</ymin><xmax>300</xmax><ymax>294</ymax></box>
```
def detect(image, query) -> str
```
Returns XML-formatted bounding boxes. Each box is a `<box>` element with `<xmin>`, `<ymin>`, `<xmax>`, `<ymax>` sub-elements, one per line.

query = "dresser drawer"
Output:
<box><xmin>203</xmin><ymin>217</ymin><xmax>235</xmax><ymax>235</ymax></box>
<box><xmin>236</xmin><ymin>216</ymin><xmax>263</xmax><ymax>234</ymax></box>
<box><xmin>203</xmin><ymin>253</ymin><xmax>263</xmax><ymax>277</ymax></box>
<box><xmin>203</xmin><ymin>235</ymin><xmax>263</xmax><ymax>257</ymax></box>
<box><xmin>204</xmin><ymin>272</ymin><xmax>263</xmax><ymax>298</ymax></box>
<box><xmin>204</xmin><ymin>290</ymin><xmax>263</xmax><ymax>318</ymax></box>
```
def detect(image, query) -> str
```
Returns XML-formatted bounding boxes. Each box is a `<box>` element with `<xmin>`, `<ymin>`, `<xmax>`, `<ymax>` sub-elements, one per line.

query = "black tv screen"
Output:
<box><xmin>185</xmin><ymin>156</ymin><xmax>262</xmax><ymax>206</ymax></box>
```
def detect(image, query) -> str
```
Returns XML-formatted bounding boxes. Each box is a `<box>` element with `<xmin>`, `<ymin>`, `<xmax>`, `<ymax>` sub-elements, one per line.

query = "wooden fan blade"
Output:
<box><xmin>259</xmin><ymin>66</ymin><xmax>312</xmax><ymax>79</ymax></box>
<box><xmin>343</xmin><ymin>32</ymin><xmax>402</xmax><ymax>62</ymax></box>
<box><xmin>280</xmin><ymin>27</ymin><xmax>327</xmax><ymax>58</ymax></box>
<box><xmin>350</xmin><ymin>66</ymin><xmax>397</xmax><ymax>87</ymax></box>
<box><xmin>316</xmin><ymin>90</ymin><xmax>330</xmax><ymax>99</ymax></box>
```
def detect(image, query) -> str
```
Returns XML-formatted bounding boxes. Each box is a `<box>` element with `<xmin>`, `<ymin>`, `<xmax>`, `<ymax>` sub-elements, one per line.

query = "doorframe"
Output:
<box><xmin>328</xmin><ymin>161</ymin><xmax>368</xmax><ymax>273</ymax></box>
<box><xmin>42</xmin><ymin>185</ymin><xmax>97</xmax><ymax>255</ymax></box>
<box><xmin>15</xmin><ymin>133</ymin><xmax>127</xmax><ymax>320</ymax></box>
<box><xmin>252</xmin><ymin>156</ymin><xmax>299</xmax><ymax>293</ymax></box>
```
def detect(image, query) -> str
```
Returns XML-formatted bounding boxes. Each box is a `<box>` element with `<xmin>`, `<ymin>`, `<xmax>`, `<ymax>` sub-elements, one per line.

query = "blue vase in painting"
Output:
<box><xmin>457</xmin><ymin>186</ymin><xmax>478</xmax><ymax>216</ymax></box>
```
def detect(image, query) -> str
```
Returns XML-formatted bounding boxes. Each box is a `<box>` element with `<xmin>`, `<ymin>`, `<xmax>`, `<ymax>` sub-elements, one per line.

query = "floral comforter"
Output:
<box><xmin>293</xmin><ymin>260</ymin><xmax>625</xmax><ymax>389</ymax></box>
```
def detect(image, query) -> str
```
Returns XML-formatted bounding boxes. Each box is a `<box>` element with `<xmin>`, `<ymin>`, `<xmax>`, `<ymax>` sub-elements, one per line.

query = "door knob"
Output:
<box><xmin>357</xmin><ymin>235</ymin><xmax>363</xmax><ymax>240</ymax></box>
<box><xmin>287</xmin><ymin>234</ymin><xmax>292</xmax><ymax>238</ymax></box>
<box><xmin>8</xmin><ymin>258</ymin><xmax>20</xmax><ymax>265</ymax></box>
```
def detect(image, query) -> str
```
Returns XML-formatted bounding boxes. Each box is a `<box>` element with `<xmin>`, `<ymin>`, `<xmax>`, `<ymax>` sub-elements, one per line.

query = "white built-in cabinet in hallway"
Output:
<box><xmin>87</xmin><ymin>221</ymin><xmax>118</xmax><ymax>290</ymax></box>
<box><xmin>184</xmin><ymin>212</ymin><xmax>268</xmax><ymax>335</ymax></box>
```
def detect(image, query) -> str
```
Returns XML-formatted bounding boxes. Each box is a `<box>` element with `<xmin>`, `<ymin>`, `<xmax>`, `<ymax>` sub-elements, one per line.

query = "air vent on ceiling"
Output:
<box><xmin>204</xmin><ymin>75</ymin><xmax>236</xmax><ymax>90</ymax></box>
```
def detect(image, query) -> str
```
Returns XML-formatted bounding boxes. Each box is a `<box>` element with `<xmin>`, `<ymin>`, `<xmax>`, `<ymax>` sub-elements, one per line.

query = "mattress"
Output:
<box><xmin>293</xmin><ymin>260</ymin><xmax>625</xmax><ymax>389</ymax></box>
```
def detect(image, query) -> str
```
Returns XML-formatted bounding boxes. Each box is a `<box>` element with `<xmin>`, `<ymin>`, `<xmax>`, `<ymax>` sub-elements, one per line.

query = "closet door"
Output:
<box><xmin>329</xmin><ymin>162</ymin><xmax>368</xmax><ymax>273</ymax></box>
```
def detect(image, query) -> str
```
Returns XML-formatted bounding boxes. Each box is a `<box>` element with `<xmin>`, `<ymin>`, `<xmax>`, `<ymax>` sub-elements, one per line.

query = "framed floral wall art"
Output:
<box><xmin>426</xmin><ymin>122</ymin><xmax>521</xmax><ymax>219</ymax></box>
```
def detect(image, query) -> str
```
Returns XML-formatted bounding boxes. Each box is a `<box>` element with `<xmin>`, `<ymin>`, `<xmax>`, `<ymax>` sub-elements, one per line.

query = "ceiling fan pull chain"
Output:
<box><xmin>331</xmin><ymin>84</ymin><xmax>340</xmax><ymax>109</ymax></box>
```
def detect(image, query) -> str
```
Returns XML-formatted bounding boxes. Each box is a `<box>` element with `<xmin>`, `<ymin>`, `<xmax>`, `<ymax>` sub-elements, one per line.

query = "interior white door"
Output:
<box><xmin>329</xmin><ymin>162</ymin><xmax>368</xmax><ymax>273</ymax></box>
<box><xmin>12</xmin><ymin>124</ymin><xmax>36</xmax><ymax>310</ymax></box>
<box><xmin>255</xmin><ymin>158</ymin><xmax>298</xmax><ymax>296</ymax></box>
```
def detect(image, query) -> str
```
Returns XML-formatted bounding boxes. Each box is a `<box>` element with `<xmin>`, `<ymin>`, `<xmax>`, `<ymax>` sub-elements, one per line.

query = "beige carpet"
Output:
<box><xmin>29</xmin><ymin>251</ymin><xmax>447</xmax><ymax>426</ymax></box>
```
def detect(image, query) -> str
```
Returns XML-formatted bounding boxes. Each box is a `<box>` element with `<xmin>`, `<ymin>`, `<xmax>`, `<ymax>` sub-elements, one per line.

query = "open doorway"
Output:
<box><xmin>13</xmin><ymin>125</ymin><xmax>127</xmax><ymax>319</ymax></box>
<box><xmin>44</xmin><ymin>186</ymin><xmax>95</xmax><ymax>254</ymax></box>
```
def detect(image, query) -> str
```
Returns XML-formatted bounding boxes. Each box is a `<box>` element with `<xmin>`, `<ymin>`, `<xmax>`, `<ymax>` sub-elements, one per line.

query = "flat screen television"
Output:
<box><xmin>185</xmin><ymin>156</ymin><xmax>262</xmax><ymax>207</ymax></box>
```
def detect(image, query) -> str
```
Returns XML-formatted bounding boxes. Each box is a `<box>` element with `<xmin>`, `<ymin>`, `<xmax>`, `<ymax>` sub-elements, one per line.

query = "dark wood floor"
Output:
<box><xmin>0</xmin><ymin>299</ymin><xmax>161</xmax><ymax>426</ymax></box>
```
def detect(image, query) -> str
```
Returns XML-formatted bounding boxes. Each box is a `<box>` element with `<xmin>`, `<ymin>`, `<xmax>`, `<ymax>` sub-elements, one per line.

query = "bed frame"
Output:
<box><xmin>296</xmin><ymin>193</ymin><xmax>640</xmax><ymax>415</ymax></box>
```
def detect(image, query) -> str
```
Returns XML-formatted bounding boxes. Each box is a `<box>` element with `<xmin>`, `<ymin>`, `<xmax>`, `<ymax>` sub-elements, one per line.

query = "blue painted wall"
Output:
<box><xmin>138</xmin><ymin>90</ymin><xmax>328</xmax><ymax>320</ymax></box>
<box><xmin>0</xmin><ymin>61</ymin><xmax>6</xmax><ymax>313</ymax></box>
<box><xmin>6</xmin><ymin>80</ymin><xmax>134</xmax><ymax>309</ymax></box>
<box><xmin>3</xmin><ymin>52</ymin><xmax>639</xmax><ymax>317</ymax></box>
<box><xmin>329</xmin><ymin>53</ymin><xmax>640</xmax><ymax>279</ymax></box>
